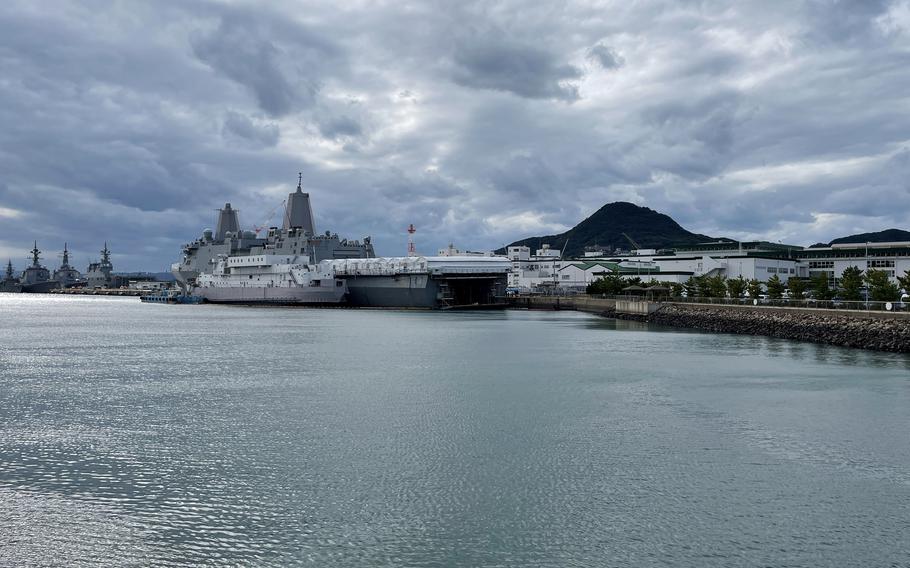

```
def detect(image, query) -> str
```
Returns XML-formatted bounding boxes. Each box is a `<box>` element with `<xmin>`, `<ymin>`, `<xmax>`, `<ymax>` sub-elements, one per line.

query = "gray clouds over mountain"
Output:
<box><xmin>1</xmin><ymin>0</ymin><xmax>909</xmax><ymax>270</ymax></box>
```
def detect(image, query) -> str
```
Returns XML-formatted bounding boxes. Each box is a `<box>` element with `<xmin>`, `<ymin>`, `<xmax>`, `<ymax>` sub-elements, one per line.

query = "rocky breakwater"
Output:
<box><xmin>614</xmin><ymin>304</ymin><xmax>910</xmax><ymax>353</ymax></box>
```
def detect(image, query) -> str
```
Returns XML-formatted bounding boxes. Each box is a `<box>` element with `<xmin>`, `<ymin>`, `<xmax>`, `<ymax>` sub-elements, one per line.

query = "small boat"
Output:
<box><xmin>140</xmin><ymin>291</ymin><xmax>204</xmax><ymax>304</ymax></box>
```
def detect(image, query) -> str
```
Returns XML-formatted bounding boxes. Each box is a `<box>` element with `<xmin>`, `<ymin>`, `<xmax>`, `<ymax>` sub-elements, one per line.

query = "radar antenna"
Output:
<box><xmin>407</xmin><ymin>224</ymin><xmax>417</xmax><ymax>257</ymax></box>
<box><xmin>29</xmin><ymin>241</ymin><xmax>41</xmax><ymax>267</ymax></box>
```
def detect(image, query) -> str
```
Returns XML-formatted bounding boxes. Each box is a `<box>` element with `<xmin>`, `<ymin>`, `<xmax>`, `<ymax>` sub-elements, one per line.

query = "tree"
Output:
<box><xmin>897</xmin><ymin>269</ymin><xmax>910</xmax><ymax>293</ymax></box>
<box><xmin>684</xmin><ymin>276</ymin><xmax>699</xmax><ymax>298</ymax></box>
<box><xmin>812</xmin><ymin>272</ymin><xmax>834</xmax><ymax>301</ymax></box>
<box><xmin>747</xmin><ymin>279</ymin><xmax>763</xmax><ymax>299</ymax></box>
<box><xmin>726</xmin><ymin>276</ymin><xmax>747</xmax><ymax>299</ymax></box>
<box><xmin>696</xmin><ymin>276</ymin><xmax>712</xmax><ymax>298</ymax></box>
<box><xmin>707</xmin><ymin>275</ymin><xmax>727</xmax><ymax>298</ymax></box>
<box><xmin>586</xmin><ymin>272</ymin><xmax>625</xmax><ymax>295</ymax></box>
<box><xmin>766</xmin><ymin>275</ymin><xmax>784</xmax><ymax>299</ymax></box>
<box><xmin>625</xmin><ymin>276</ymin><xmax>643</xmax><ymax>288</ymax></box>
<box><xmin>865</xmin><ymin>269</ymin><xmax>900</xmax><ymax>302</ymax></box>
<box><xmin>669</xmin><ymin>282</ymin><xmax>684</xmax><ymax>297</ymax></box>
<box><xmin>787</xmin><ymin>277</ymin><xmax>807</xmax><ymax>300</ymax></box>
<box><xmin>839</xmin><ymin>266</ymin><xmax>864</xmax><ymax>301</ymax></box>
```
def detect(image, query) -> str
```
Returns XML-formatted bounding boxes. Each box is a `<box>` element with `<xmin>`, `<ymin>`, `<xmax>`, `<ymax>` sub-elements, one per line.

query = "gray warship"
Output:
<box><xmin>20</xmin><ymin>242</ymin><xmax>60</xmax><ymax>294</ymax></box>
<box><xmin>173</xmin><ymin>175</ymin><xmax>510</xmax><ymax>308</ymax></box>
<box><xmin>85</xmin><ymin>243</ymin><xmax>114</xmax><ymax>288</ymax></box>
<box><xmin>1</xmin><ymin>260</ymin><xmax>22</xmax><ymax>293</ymax></box>
<box><xmin>172</xmin><ymin>175</ymin><xmax>375</xmax><ymax>304</ymax></box>
<box><xmin>53</xmin><ymin>243</ymin><xmax>83</xmax><ymax>288</ymax></box>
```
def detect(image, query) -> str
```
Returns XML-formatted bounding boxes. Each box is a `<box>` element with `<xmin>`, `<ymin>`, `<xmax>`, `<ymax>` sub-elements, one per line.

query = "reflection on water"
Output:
<box><xmin>1</xmin><ymin>294</ymin><xmax>909</xmax><ymax>566</ymax></box>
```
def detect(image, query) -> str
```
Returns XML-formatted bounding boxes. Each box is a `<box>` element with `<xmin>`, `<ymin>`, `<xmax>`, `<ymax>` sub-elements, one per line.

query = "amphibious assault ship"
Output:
<box><xmin>172</xmin><ymin>175</ymin><xmax>375</xmax><ymax>304</ymax></box>
<box><xmin>173</xmin><ymin>175</ymin><xmax>510</xmax><ymax>308</ymax></box>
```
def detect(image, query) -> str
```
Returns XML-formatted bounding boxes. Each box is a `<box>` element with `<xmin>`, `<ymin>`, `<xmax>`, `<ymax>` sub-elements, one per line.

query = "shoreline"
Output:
<box><xmin>508</xmin><ymin>296</ymin><xmax>910</xmax><ymax>353</ymax></box>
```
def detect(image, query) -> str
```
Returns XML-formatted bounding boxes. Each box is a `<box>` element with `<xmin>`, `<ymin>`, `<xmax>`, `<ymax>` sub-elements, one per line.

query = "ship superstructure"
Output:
<box><xmin>195</xmin><ymin>254</ymin><xmax>347</xmax><ymax>304</ymax></box>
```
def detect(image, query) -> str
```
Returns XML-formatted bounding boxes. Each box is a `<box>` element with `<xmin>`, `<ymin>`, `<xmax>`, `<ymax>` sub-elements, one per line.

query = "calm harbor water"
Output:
<box><xmin>0</xmin><ymin>294</ymin><xmax>908</xmax><ymax>567</ymax></box>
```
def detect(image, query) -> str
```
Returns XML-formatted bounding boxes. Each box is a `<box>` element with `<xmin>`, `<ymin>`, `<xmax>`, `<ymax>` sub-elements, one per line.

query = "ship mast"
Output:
<box><xmin>100</xmin><ymin>242</ymin><xmax>111</xmax><ymax>267</ymax></box>
<box><xmin>61</xmin><ymin>243</ymin><xmax>70</xmax><ymax>268</ymax></box>
<box><xmin>4</xmin><ymin>259</ymin><xmax>13</xmax><ymax>280</ymax></box>
<box><xmin>29</xmin><ymin>241</ymin><xmax>41</xmax><ymax>267</ymax></box>
<box><xmin>407</xmin><ymin>224</ymin><xmax>417</xmax><ymax>257</ymax></box>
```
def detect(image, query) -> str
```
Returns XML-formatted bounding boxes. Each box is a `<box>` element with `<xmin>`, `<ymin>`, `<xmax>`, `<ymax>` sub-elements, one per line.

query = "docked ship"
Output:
<box><xmin>53</xmin><ymin>243</ymin><xmax>83</xmax><ymax>288</ymax></box>
<box><xmin>323</xmin><ymin>256</ymin><xmax>510</xmax><ymax>308</ymax></box>
<box><xmin>195</xmin><ymin>254</ymin><xmax>347</xmax><ymax>304</ymax></box>
<box><xmin>20</xmin><ymin>242</ymin><xmax>60</xmax><ymax>293</ymax></box>
<box><xmin>172</xmin><ymin>175</ymin><xmax>374</xmax><ymax>305</ymax></box>
<box><xmin>172</xmin><ymin>175</ymin><xmax>510</xmax><ymax>308</ymax></box>
<box><xmin>1</xmin><ymin>260</ymin><xmax>22</xmax><ymax>293</ymax></box>
<box><xmin>85</xmin><ymin>243</ymin><xmax>114</xmax><ymax>288</ymax></box>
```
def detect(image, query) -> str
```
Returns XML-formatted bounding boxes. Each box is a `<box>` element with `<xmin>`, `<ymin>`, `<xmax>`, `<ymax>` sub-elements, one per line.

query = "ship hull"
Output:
<box><xmin>20</xmin><ymin>280</ymin><xmax>60</xmax><ymax>294</ymax></box>
<box><xmin>192</xmin><ymin>285</ymin><xmax>347</xmax><ymax>305</ymax></box>
<box><xmin>344</xmin><ymin>274</ymin><xmax>439</xmax><ymax>308</ymax></box>
<box><xmin>0</xmin><ymin>282</ymin><xmax>22</xmax><ymax>293</ymax></box>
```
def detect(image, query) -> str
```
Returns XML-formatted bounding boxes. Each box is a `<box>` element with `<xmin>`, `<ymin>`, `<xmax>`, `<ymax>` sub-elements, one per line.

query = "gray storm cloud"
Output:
<box><xmin>0</xmin><ymin>0</ymin><xmax>909</xmax><ymax>270</ymax></box>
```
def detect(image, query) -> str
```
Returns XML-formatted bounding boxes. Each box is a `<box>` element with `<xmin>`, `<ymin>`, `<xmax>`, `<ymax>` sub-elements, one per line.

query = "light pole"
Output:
<box><xmin>865</xmin><ymin>241</ymin><xmax>869</xmax><ymax>310</ymax></box>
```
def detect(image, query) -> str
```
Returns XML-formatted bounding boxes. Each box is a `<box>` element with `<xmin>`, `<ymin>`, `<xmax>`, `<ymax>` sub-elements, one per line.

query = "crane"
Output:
<box><xmin>252</xmin><ymin>199</ymin><xmax>287</xmax><ymax>235</ymax></box>
<box><xmin>622</xmin><ymin>232</ymin><xmax>641</xmax><ymax>251</ymax></box>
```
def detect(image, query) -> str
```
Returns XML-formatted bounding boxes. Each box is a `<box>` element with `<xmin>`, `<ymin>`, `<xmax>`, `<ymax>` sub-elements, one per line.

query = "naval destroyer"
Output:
<box><xmin>1</xmin><ymin>260</ymin><xmax>22</xmax><ymax>293</ymax></box>
<box><xmin>20</xmin><ymin>242</ymin><xmax>60</xmax><ymax>293</ymax></box>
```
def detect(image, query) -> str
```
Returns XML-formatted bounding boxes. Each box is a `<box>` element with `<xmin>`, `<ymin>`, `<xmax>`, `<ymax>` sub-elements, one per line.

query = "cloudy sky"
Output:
<box><xmin>2</xmin><ymin>0</ymin><xmax>910</xmax><ymax>271</ymax></box>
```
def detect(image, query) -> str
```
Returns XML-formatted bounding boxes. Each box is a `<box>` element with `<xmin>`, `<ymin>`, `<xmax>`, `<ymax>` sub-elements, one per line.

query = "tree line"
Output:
<box><xmin>587</xmin><ymin>267</ymin><xmax>910</xmax><ymax>302</ymax></box>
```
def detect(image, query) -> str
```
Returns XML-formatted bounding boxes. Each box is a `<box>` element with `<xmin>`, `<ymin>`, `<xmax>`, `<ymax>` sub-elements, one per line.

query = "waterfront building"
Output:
<box><xmin>556</xmin><ymin>260</ymin><xmax>670</xmax><ymax>291</ymax></box>
<box><xmin>502</xmin><ymin>237</ymin><xmax>910</xmax><ymax>293</ymax></box>
<box><xmin>647</xmin><ymin>255</ymin><xmax>804</xmax><ymax>282</ymax></box>
<box><xmin>437</xmin><ymin>244</ymin><xmax>495</xmax><ymax>257</ymax></box>
<box><xmin>506</xmin><ymin>244</ymin><xmax>562</xmax><ymax>291</ymax></box>
<box><xmin>510</xmin><ymin>239</ymin><xmax>808</xmax><ymax>292</ymax></box>
<box><xmin>794</xmin><ymin>241</ymin><xmax>910</xmax><ymax>287</ymax></box>
<box><xmin>581</xmin><ymin>240</ymin><xmax>806</xmax><ymax>283</ymax></box>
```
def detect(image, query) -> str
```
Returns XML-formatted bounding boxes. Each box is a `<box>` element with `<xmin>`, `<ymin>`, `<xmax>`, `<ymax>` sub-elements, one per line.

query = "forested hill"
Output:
<box><xmin>501</xmin><ymin>202</ymin><xmax>712</xmax><ymax>258</ymax></box>
<box><xmin>827</xmin><ymin>229</ymin><xmax>910</xmax><ymax>245</ymax></box>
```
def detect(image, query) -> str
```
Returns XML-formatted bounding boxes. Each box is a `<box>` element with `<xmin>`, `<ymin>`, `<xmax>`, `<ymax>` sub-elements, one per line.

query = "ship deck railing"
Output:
<box><xmin>333</xmin><ymin>268</ymin><xmax>509</xmax><ymax>276</ymax></box>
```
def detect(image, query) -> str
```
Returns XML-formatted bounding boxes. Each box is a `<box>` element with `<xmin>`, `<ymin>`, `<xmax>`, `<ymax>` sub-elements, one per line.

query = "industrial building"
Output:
<box><xmin>795</xmin><ymin>242</ymin><xmax>910</xmax><ymax>286</ymax></box>
<box><xmin>505</xmin><ymin>238</ymin><xmax>910</xmax><ymax>293</ymax></box>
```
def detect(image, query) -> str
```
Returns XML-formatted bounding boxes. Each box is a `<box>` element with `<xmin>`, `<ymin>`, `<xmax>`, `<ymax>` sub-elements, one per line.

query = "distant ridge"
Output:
<box><xmin>828</xmin><ymin>228</ymin><xmax>910</xmax><ymax>245</ymax></box>
<box><xmin>501</xmin><ymin>202</ymin><xmax>712</xmax><ymax>258</ymax></box>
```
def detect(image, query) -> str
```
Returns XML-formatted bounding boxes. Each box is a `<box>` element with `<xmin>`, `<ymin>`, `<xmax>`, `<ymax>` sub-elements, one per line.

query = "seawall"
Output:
<box><xmin>508</xmin><ymin>296</ymin><xmax>910</xmax><ymax>353</ymax></box>
<box><xmin>616</xmin><ymin>303</ymin><xmax>910</xmax><ymax>353</ymax></box>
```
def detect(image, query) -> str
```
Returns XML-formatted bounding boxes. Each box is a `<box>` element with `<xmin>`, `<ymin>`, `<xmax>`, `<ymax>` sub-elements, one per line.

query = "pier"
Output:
<box><xmin>49</xmin><ymin>288</ymin><xmax>143</xmax><ymax>297</ymax></box>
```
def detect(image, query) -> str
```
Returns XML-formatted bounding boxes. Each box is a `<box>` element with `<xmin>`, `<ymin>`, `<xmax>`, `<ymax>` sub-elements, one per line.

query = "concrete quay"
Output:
<box><xmin>49</xmin><ymin>288</ymin><xmax>143</xmax><ymax>296</ymax></box>
<box><xmin>507</xmin><ymin>296</ymin><xmax>910</xmax><ymax>353</ymax></box>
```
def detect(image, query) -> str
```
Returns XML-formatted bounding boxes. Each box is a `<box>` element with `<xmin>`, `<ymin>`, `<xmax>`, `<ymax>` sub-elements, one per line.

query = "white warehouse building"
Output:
<box><xmin>795</xmin><ymin>241</ymin><xmax>910</xmax><ymax>285</ymax></box>
<box><xmin>504</xmin><ymin>238</ymin><xmax>910</xmax><ymax>293</ymax></box>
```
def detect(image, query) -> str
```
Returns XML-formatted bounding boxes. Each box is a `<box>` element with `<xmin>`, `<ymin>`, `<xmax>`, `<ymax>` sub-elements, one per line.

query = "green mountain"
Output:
<box><xmin>501</xmin><ymin>201</ymin><xmax>712</xmax><ymax>258</ymax></box>
<box><xmin>828</xmin><ymin>228</ymin><xmax>910</xmax><ymax>245</ymax></box>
